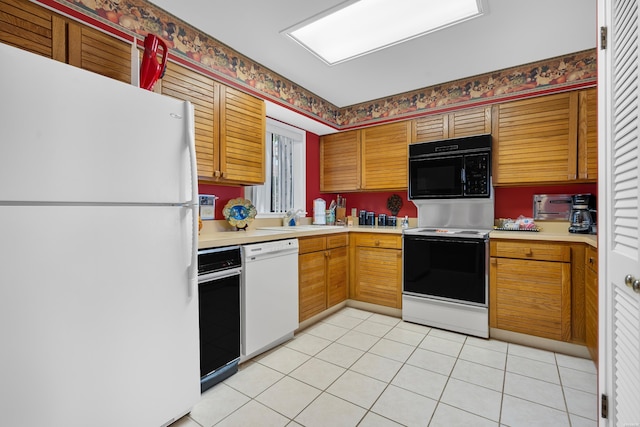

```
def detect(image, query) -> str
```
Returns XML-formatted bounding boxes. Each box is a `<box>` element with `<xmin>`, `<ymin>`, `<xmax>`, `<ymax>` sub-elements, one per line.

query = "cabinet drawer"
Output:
<box><xmin>327</xmin><ymin>233</ymin><xmax>348</xmax><ymax>249</ymax></box>
<box><xmin>355</xmin><ymin>233</ymin><xmax>401</xmax><ymax>249</ymax></box>
<box><xmin>585</xmin><ymin>245</ymin><xmax>598</xmax><ymax>272</ymax></box>
<box><xmin>298</xmin><ymin>236</ymin><xmax>326</xmax><ymax>254</ymax></box>
<box><xmin>490</xmin><ymin>240</ymin><xmax>570</xmax><ymax>262</ymax></box>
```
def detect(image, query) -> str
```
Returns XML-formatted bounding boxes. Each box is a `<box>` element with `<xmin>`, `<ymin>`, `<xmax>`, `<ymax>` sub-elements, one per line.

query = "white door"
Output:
<box><xmin>598</xmin><ymin>0</ymin><xmax>640</xmax><ymax>425</ymax></box>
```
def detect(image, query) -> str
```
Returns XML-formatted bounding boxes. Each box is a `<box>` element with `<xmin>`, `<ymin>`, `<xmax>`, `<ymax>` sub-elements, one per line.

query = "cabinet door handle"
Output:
<box><xmin>375</xmin><ymin>240</ymin><xmax>380</xmax><ymax>246</ymax></box>
<box><xmin>589</xmin><ymin>257</ymin><xmax>595</xmax><ymax>264</ymax></box>
<box><xmin>524</xmin><ymin>248</ymin><xmax>533</xmax><ymax>256</ymax></box>
<box><xmin>214</xmin><ymin>170</ymin><xmax>221</xmax><ymax>178</ymax></box>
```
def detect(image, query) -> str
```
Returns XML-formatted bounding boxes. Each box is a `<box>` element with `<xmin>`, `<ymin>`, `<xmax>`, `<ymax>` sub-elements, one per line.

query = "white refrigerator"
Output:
<box><xmin>0</xmin><ymin>43</ymin><xmax>200</xmax><ymax>426</ymax></box>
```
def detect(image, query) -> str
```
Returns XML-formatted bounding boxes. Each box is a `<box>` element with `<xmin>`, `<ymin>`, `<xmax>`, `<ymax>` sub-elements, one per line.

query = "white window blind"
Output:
<box><xmin>245</xmin><ymin>119</ymin><xmax>306</xmax><ymax>217</ymax></box>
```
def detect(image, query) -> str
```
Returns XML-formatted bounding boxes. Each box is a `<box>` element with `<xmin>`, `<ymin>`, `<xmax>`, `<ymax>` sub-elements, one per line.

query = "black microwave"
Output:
<box><xmin>409</xmin><ymin>134</ymin><xmax>491</xmax><ymax>199</ymax></box>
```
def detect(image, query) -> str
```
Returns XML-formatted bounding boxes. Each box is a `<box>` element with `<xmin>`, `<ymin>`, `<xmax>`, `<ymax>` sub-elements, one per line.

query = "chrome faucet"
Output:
<box><xmin>284</xmin><ymin>209</ymin><xmax>304</xmax><ymax>226</ymax></box>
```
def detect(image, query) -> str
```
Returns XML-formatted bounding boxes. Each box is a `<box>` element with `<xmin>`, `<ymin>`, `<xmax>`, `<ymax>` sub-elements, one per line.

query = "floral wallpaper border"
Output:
<box><xmin>340</xmin><ymin>49</ymin><xmax>597</xmax><ymax>126</ymax></box>
<box><xmin>43</xmin><ymin>0</ymin><xmax>597</xmax><ymax>130</ymax></box>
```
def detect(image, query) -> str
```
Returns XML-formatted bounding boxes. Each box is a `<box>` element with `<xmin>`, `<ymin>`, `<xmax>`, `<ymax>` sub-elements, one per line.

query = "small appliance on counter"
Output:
<box><xmin>569</xmin><ymin>194</ymin><xmax>597</xmax><ymax>234</ymax></box>
<box><xmin>313</xmin><ymin>198</ymin><xmax>326</xmax><ymax>224</ymax></box>
<box><xmin>199</xmin><ymin>194</ymin><xmax>217</xmax><ymax>220</ymax></box>
<box><xmin>533</xmin><ymin>194</ymin><xmax>572</xmax><ymax>221</ymax></box>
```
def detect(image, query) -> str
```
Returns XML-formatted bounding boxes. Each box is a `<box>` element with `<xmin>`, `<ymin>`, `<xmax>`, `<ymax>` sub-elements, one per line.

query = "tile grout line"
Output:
<box><xmin>554</xmin><ymin>352</ymin><xmax>574</xmax><ymax>427</ymax></box>
<box><xmin>197</xmin><ymin>308</ymin><xmax>595</xmax><ymax>427</ymax></box>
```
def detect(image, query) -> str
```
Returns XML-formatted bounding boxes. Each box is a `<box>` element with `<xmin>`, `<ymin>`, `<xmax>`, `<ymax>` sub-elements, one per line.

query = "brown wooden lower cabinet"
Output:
<box><xmin>350</xmin><ymin>233</ymin><xmax>402</xmax><ymax>309</ymax></box>
<box><xmin>585</xmin><ymin>245</ymin><xmax>598</xmax><ymax>364</ymax></box>
<box><xmin>490</xmin><ymin>240</ymin><xmax>572</xmax><ymax>341</ymax></box>
<box><xmin>298</xmin><ymin>234</ymin><xmax>348</xmax><ymax>322</ymax></box>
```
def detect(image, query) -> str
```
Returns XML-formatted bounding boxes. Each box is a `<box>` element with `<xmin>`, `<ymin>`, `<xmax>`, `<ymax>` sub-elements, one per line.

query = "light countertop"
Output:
<box><xmin>489</xmin><ymin>221</ymin><xmax>597</xmax><ymax>248</ymax></box>
<box><xmin>198</xmin><ymin>219</ymin><xmax>597</xmax><ymax>249</ymax></box>
<box><xmin>198</xmin><ymin>224</ymin><xmax>403</xmax><ymax>249</ymax></box>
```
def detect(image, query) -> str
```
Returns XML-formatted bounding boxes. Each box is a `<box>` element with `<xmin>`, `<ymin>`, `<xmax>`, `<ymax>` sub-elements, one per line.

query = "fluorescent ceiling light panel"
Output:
<box><xmin>286</xmin><ymin>0</ymin><xmax>483</xmax><ymax>65</ymax></box>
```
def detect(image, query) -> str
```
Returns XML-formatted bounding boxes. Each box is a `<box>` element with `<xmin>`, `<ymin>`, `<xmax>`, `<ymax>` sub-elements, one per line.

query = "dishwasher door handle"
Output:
<box><xmin>244</xmin><ymin>248</ymin><xmax>299</xmax><ymax>263</ymax></box>
<box><xmin>198</xmin><ymin>267</ymin><xmax>242</xmax><ymax>283</ymax></box>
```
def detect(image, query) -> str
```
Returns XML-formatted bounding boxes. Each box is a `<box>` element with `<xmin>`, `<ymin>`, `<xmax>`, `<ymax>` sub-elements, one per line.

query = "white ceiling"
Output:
<box><xmin>148</xmin><ymin>0</ymin><xmax>596</xmax><ymax>134</ymax></box>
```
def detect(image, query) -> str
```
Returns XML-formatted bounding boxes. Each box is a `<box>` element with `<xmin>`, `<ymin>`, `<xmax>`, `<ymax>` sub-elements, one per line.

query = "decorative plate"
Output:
<box><xmin>223</xmin><ymin>198</ymin><xmax>257</xmax><ymax>230</ymax></box>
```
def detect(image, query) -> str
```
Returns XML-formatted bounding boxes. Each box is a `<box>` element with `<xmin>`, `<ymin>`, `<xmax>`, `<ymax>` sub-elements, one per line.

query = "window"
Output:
<box><xmin>245</xmin><ymin>118</ymin><xmax>306</xmax><ymax>217</ymax></box>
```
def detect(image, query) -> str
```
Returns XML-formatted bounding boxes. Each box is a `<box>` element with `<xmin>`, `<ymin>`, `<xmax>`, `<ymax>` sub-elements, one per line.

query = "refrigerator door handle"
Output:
<box><xmin>184</xmin><ymin>101</ymin><xmax>199</xmax><ymax>297</ymax></box>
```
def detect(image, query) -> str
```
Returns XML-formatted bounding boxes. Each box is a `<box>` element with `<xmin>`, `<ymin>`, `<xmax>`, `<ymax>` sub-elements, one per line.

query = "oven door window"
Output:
<box><xmin>403</xmin><ymin>237</ymin><xmax>487</xmax><ymax>305</ymax></box>
<box><xmin>409</xmin><ymin>155</ymin><xmax>463</xmax><ymax>198</ymax></box>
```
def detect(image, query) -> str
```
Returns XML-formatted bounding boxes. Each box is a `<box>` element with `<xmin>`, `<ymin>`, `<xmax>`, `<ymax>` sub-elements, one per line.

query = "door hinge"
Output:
<box><xmin>601</xmin><ymin>26</ymin><xmax>608</xmax><ymax>50</ymax></box>
<box><xmin>601</xmin><ymin>394</ymin><xmax>608</xmax><ymax>418</ymax></box>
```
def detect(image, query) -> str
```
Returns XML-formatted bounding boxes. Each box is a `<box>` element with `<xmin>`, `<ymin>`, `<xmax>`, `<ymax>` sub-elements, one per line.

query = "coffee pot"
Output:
<box><xmin>140</xmin><ymin>34</ymin><xmax>168</xmax><ymax>91</ymax></box>
<box><xmin>568</xmin><ymin>194</ymin><xmax>596</xmax><ymax>234</ymax></box>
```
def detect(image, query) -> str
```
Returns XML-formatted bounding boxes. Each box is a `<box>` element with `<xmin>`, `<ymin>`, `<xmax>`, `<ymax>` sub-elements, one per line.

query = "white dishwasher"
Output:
<box><xmin>241</xmin><ymin>238</ymin><xmax>299</xmax><ymax>361</ymax></box>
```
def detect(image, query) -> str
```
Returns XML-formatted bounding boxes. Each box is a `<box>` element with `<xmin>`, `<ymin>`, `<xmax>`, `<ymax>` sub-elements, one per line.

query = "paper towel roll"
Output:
<box><xmin>313</xmin><ymin>198</ymin><xmax>326</xmax><ymax>224</ymax></box>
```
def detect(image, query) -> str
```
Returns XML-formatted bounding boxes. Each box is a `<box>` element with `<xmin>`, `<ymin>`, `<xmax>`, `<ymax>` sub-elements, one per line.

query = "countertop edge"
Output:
<box><xmin>489</xmin><ymin>230</ymin><xmax>597</xmax><ymax>248</ymax></box>
<box><xmin>198</xmin><ymin>226</ymin><xmax>597</xmax><ymax>249</ymax></box>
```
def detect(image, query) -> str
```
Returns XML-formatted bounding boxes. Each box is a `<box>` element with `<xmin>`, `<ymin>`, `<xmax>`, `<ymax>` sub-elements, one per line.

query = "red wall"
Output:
<box><xmin>494</xmin><ymin>184</ymin><xmax>597</xmax><ymax>219</ymax></box>
<box><xmin>201</xmin><ymin>131</ymin><xmax>597</xmax><ymax>221</ymax></box>
<box><xmin>197</xmin><ymin>183</ymin><xmax>243</xmax><ymax>219</ymax></box>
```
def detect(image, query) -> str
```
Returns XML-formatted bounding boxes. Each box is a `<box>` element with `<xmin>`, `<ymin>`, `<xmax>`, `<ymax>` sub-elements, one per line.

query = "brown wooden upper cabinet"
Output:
<box><xmin>2</xmin><ymin>0</ymin><xmax>132</xmax><ymax>83</ymax></box>
<box><xmin>578</xmin><ymin>88</ymin><xmax>598</xmax><ymax>181</ymax></box>
<box><xmin>320</xmin><ymin>130</ymin><xmax>361</xmax><ymax>192</ymax></box>
<box><xmin>161</xmin><ymin>62</ymin><xmax>265</xmax><ymax>185</ymax></box>
<box><xmin>0</xmin><ymin>0</ymin><xmax>66</xmax><ymax>61</ymax></box>
<box><xmin>492</xmin><ymin>90</ymin><xmax>596</xmax><ymax>186</ymax></box>
<box><xmin>361</xmin><ymin>121</ymin><xmax>411</xmax><ymax>190</ymax></box>
<box><xmin>320</xmin><ymin>122</ymin><xmax>410</xmax><ymax>192</ymax></box>
<box><xmin>218</xmin><ymin>85</ymin><xmax>266</xmax><ymax>185</ymax></box>
<box><xmin>412</xmin><ymin>105</ymin><xmax>492</xmax><ymax>143</ymax></box>
<box><xmin>67</xmin><ymin>22</ymin><xmax>132</xmax><ymax>84</ymax></box>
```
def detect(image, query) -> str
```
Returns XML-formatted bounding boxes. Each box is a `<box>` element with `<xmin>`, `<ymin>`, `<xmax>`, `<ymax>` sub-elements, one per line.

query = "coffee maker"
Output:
<box><xmin>568</xmin><ymin>194</ymin><xmax>597</xmax><ymax>234</ymax></box>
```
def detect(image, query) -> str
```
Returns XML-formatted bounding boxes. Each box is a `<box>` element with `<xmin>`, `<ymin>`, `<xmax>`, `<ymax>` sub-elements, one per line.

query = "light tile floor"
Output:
<box><xmin>173</xmin><ymin>307</ymin><xmax>597</xmax><ymax>427</ymax></box>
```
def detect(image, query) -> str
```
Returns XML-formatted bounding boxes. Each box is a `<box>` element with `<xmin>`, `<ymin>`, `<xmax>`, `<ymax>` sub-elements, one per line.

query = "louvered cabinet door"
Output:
<box><xmin>578</xmin><ymin>88</ymin><xmax>598</xmax><ymax>181</ymax></box>
<box><xmin>353</xmin><ymin>246</ymin><xmax>402</xmax><ymax>308</ymax></box>
<box><xmin>67</xmin><ymin>22</ymin><xmax>131</xmax><ymax>83</ymax></box>
<box><xmin>352</xmin><ymin>234</ymin><xmax>402</xmax><ymax>309</ymax></box>
<box><xmin>448</xmin><ymin>106</ymin><xmax>492</xmax><ymax>138</ymax></box>
<box><xmin>219</xmin><ymin>85</ymin><xmax>265</xmax><ymax>184</ymax></box>
<box><xmin>361</xmin><ymin>121</ymin><xmax>411</xmax><ymax>190</ymax></box>
<box><xmin>492</xmin><ymin>92</ymin><xmax>579</xmax><ymax>185</ymax></box>
<box><xmin>320</xmin><ymin>130</ymin><xmax>361</xmax><ymax>192</ymax></box>
<box><xmin>412</xmin><ymin>114</ymin><xmax>448</xmax><ymax>143</ymax></box>
<box><xmin>490</xmin><ymin>257</ymin><xmax>572</xmax><ymax>341</ymax></box>
<box><xmin>160</xmin><ymin>62</ymin><xmax>217</xmax><ymax>179</ymax></box>
<box><xmin>585</xmin><ymin>245</ymin><xmax>598</xmax><ymax>365</ymax></box>
<box><xmin>327</xmin><ymin>246</ymin><xmax>348</xmax><ymax>308</ymax></box>
<box><xmin>0</xmin><ymin>0</ymin><xmax>65</xmax><ymax>60</ymax></box>
<box><xmin>298</xmin><ymin>251</ymin><xmax>327</xmax><ymax>322</ymax></box>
